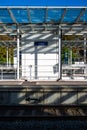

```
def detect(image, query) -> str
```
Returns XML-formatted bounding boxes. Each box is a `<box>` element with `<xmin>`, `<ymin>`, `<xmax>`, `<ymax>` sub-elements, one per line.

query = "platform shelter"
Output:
<box><xmin>0</xmin><ymin>7</ymin><xmax>87</xmax><ymax>80</ymax></box>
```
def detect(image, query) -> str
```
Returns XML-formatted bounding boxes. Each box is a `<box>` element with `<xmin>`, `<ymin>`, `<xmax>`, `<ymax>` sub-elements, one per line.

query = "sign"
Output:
<box><xmin>34</xmin><ymin>41</ymin><xmax>48</xmax><ymax>46</ymax></box>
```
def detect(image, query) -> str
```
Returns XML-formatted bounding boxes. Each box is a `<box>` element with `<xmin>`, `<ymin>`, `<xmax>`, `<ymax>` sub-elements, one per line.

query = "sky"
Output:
<box><xmin>0</xmin><ymin>0</ymin><xmax>87</xmax><ymax>6</ymax></box>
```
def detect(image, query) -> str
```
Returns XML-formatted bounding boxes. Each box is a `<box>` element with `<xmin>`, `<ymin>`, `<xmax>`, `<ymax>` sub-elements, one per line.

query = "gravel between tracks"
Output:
<box><xmin>0</xmin><ymin>121</ymin><xmax>87</xmax><ymax>130</ymax></box>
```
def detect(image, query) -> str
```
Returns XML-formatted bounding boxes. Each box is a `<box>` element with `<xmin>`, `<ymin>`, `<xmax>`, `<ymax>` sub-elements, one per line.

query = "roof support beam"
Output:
<box><xmin>75</xmin><ymin>8</ymin><xmax>85</xmax><ymax>23</ymax></box>
<box><xmin>7</xmin><ymin>9</ymin><xmax>25</xmax><ymax>34</ymax></box>
<box><xmin>60</xmin><ymin>8</ymin><xmax>67</xmax><ymax>23</ymax></box>
<box><xmin>7</xmin><ymin>8</ymin><xmax>17</xmax><ymax>24</ymax></box>
<box><xmin>27</xmin><ymin>8</ymin><xmax>34</xmax><ymax>31</ymax></box>
<box><xmin>63</xmin><ymin>9</ymin><xmax>85</xmax><ymax>35</ymax></box>
<box><xmin>27</xmin><ymin>8</ymin><xmax>32</xmax><ymax>23</ymax></box>
<box><xmin>45</xmin><ymin>8</ymin><xmax>48</xmax><ymax>23</ymax></box>
<box><xmin>73</xmin><ymin>25</ymin><xmax>87</xmax><ymax>35</ymax></box>
<box><xmin>44</xmin><ymin>8</ymin><xmax>48</xmax><ymax>31</ymax></box>
<box><xmin>0</xmin><ymin>23</ymin><xmax>9</xmax><ymax>33</ymax></box>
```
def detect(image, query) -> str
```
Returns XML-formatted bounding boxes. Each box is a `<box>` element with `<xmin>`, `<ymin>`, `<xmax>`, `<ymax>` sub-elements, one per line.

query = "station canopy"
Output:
<box><xmin>0</xmin><ymin>7</ymin><xmax>87</xmax><ymax>46</ymax></box>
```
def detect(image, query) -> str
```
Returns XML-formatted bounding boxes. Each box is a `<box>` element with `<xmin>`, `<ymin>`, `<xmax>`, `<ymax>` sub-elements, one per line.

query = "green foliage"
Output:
<box><xmin>0</xmin><ymin>35</ymin><xmax>14</xmax><ymax>65</ymax></box>
<box><xmin>62</xmin><ymin>47</ymin><xmax>79</xmax><ymax>64</ymax></box>
<box><xmin>62</xmin><ymin>47</ymin><xmax>68</xmax><ymax>63</ymax></box>
<box><xmin>0</xmin><ymin>47</ymin><xmax>14</xmax><ymax>64</ymax></box>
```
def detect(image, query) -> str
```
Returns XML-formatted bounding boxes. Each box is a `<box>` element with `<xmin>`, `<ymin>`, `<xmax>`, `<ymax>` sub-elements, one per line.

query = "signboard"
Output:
<box><xmin>0</xmin><ymin>0</ymin><xmax>87</xmax><ymax>6</ymax></box>
<box><xmin>34</xmin><ymin>41</ymin><xmax>48</xmax><ymax>46</ymax></box>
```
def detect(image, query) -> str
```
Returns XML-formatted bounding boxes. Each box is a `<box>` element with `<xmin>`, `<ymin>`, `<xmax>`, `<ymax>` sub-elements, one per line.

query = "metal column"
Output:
<box><xmin>84</xmin><ymin>37</ymin><xmax>86</xmax><ymax>64</ymax></box>
<box><xmin>69</xmin><ymin>47</ymin><xmax>72</xmax><ymax>65</ymax></box>
<box><xmin>84</xmin><ymin>37</ymin><xmax>87</xmax><ymax>76</ymax></box>
<box><xmin>6</xmin><ymin>47</ymin><xmax>8</xmax><ymax>67</ymax></box>
<box><xmin>17</xmin><ymin>26</ymin><xmax>20</xmax><ymax>80</ymax></box>
<box><xmin>58</xmin><ymin>28</ymin><xmax>62</xmax><ymax>80</ymax></box>
<box><xmin>35</xmin><ymin>46</ymin><xmax>38</xmax><ymax>79</ymax></box>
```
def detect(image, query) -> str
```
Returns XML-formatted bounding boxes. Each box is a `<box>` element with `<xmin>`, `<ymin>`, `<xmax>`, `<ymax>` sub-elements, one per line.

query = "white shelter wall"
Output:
<box><xmin>22</xmin><ymin>53</ymin><xmax>58</xmax><ymax>80</ymax></box>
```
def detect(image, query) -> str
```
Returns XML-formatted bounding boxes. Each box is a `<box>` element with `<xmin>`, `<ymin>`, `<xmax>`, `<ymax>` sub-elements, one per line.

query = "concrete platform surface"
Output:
<box><xmin>0</xmin><ymin>80</ymin><xmax>87</xmax><ymax>86</ymax></box>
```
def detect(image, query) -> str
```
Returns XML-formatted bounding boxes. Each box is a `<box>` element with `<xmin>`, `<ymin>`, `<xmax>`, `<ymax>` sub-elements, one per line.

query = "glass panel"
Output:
<box><xmin>11</xmin><ymin>9</ymin><xmax>29</xmax><ymax>23</ymax></box>
<box><xmin>80</xmin><ymin>9</ymin><xmax>87</xmax><ymax>22</ymax></box>
<box><xmin>0</xmin><ymin>8</ymin><xmax>84</xmax><ymax>24</ymax></box>
<box><xmin>30</xmin><ymin>9</ymin><xmax>45</xmax><ymax>23</ymax></box>
<box><xmin>62</xmin><ymin>40</ymin><xmax>85</xmax><ymax>79</ymax></box>
<box><xmin>47</xmin><ymin>9</ymin><xmax>63</xmax><ymax>22</ymax></box>
<box><xmin>0</xmin><ymin>9</ymin><xmax>13</xmax><ymax>23</ymax></box>
<box><xmin>63</xmin><ymin>8</ymin><xmax>81</xmax><ymax>23</ymax></box>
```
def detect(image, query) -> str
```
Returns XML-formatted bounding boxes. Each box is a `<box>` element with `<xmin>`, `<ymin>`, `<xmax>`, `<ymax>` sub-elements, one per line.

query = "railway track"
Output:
<box><xmin>0</xmin><ymin>105</ymin><xmax>87</xmax><ymax>121</ymax></box>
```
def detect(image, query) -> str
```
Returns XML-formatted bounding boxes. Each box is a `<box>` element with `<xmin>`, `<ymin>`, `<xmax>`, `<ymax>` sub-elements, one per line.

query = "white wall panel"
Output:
<box><xmin>22</xmin><ymin>53</ymin><xmax>58</xmax><ymax>80</ymax></box>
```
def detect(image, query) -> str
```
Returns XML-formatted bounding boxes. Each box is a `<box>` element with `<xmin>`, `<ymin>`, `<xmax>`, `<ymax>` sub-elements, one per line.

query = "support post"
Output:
<box><xmin>17</xmin><ymin>26</ymin><xmax>20</xmax><ymax>80</ymax></box>
<box><xmin>29</xmin><ymin>65</ymin><xmax>32</xmax><ymax>80</ymax></box>
<box><xmin>68</xmin><ymin>47</ymin><xmax>72</xmax><ymax>65</ymax></box>
<box><xmin>58</xmin><ymin>28</ymin><xmax>62</xmax><ymax>80</ymax></box>
<box><xmin>84</xmin><ymin>37</ymin><xmax>87</xmax><ymax>76</ymax></box>
<box><xmin>6</xmin><ymin>47</ymin><xmax>8</xmax><ymax>67</ymax></box>
<box><xmin>35</xmin><ymin>46</ymin><xmax>38</xmax><ymax>79</ymax></box>
<box><xmin>84</xmin><ymin>37</ymin><xmax>86</xmax><ymax>64</ymax></box>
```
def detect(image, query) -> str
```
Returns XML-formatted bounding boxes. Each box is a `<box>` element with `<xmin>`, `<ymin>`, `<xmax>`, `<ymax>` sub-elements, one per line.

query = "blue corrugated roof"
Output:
<box><xmin>0</xmin><ymin>8</ymin><xmax>87</xmax><ymax>24</ymax></box>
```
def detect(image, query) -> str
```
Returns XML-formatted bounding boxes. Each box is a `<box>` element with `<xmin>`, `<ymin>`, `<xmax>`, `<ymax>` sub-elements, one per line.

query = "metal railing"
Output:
<box><xmin>62</xmin><ymin>64</ymin><xmax>87</xmax><ymax>79</ymax></box>
<box><xmin>0</xmin><ymin>65</ymin><xmax>21</xmax><ymax>80</ymax></box>
<box><xmin>21</xmin><ymin>64</ymin><xmax>58</xmax><ymax>80</ymax></box>
<box><xmin>0</xmin><ymin>64</ymin><xmax>58</xmax><ymax>80</ymax></box>
<box><xmin>0</xmin><ymin>64</ymin><xmax>87</xmax><ymax>80</ymax></box>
